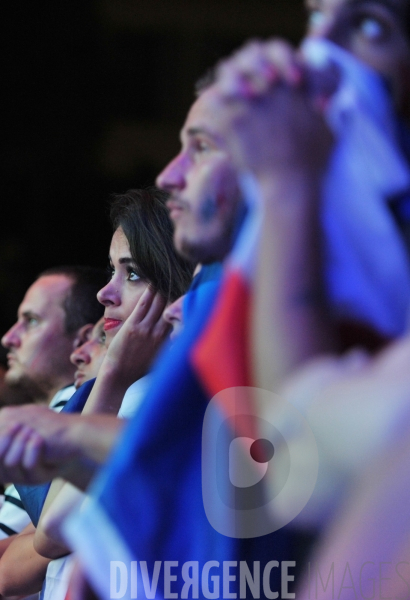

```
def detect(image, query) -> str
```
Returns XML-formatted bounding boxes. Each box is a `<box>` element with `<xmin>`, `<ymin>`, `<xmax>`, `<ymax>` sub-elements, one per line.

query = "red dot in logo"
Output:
<box><xmin>250</xmin><ymin>439</ymin><xmax>274</xmax><ymax>463</ymax></box>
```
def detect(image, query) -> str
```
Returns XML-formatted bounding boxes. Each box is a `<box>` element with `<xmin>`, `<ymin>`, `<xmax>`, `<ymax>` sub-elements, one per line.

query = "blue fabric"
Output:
<box><xmin>389</xmin><ymin>119</ymin><xmax>410</xmax><ymax>254</ymax></box>
<box><xmin>15</xmin><ymin>378</ymin><xmax>95</xmax><ymax>526</ymax></box>
<box><xmin>86</xmin><ymin>265</ymin><xmax>293</xmax><ymax>598</ymax></box>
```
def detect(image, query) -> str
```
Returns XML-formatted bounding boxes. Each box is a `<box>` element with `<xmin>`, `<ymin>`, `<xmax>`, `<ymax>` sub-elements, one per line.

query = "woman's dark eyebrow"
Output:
<box><xmin>118</xmin><ymin>257</ymin><xmax>136</xmax><ymax>265</ymax></box>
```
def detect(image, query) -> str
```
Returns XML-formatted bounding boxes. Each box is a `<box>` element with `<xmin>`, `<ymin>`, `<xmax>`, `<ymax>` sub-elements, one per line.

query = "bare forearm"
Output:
<box><xmin>82</xmin><ymin>363</ymin><xmax>131</xmax><ymax>416</ymax></box>
<box><xmin>33</xmin><ymin>526</ymin><xmax>69</xmax><ymax>560</ymax></box>
<box><xmin>253</xmin><ymin>171</ymin><xmax>336</xmax><ymax>392</ymax></box>
<box><xmin>35</xmin><ymin>479</ymin><xmax>71</xmax><ymax>559</ymax></box>
<box><xmin>56</xmin><ymin>415</ymin><xmax>125</xmax><ymax>489</ymax></box>
<box><xmin>0</xmin><ymin>409</ymin><xmax>125</xmax><ymax>487</ymax></box>
<box><xmin>0</xmin><ymin>529</ymin><xmax>50</xmax><ymax>596</ymax></box>
<box><xmin>35</xmin><ymin>481</ymin><xmax>85</xmax><ymax>558</ymax></box>
<box><xmin>0</xmin><ymin>537</ymin><xmax>16</xmax><ymax>561</ymax></box>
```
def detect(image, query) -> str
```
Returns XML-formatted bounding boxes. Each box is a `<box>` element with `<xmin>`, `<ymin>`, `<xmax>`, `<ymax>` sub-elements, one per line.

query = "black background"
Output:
<box><xmin>1</xmin><ymin>0</ymin><xmax>304</xmax><ymax>344</ymax></box>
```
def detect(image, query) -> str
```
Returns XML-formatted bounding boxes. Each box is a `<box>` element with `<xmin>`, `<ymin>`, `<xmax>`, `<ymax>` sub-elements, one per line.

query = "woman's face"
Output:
<box><xmin>97</xmin><ymin>227</ymin><xmax>149</xmax><ymax>343</ymax></box>
<box><xmin>70</xmin><ymin>318</ymin><xmax>107</xmax><ymax>389</ymax></box>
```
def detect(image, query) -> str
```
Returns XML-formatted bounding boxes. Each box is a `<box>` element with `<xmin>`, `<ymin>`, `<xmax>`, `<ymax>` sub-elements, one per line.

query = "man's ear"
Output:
<box><xmin>72</xmin><ymin>324</ymin><xmax>94</xmax><ymax>350</ymax></box>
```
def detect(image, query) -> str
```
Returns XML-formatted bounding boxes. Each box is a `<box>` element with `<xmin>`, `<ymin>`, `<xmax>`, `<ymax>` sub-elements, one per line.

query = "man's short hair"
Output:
<box><xmin>38</xmin><ymin>265</ymin><xmax>106</xmax><ymax>335</ymax></box>
<box><xmin>195</xmin><ymin>67</ymin><xmax>217</xmax><ymax>97</ymax></box>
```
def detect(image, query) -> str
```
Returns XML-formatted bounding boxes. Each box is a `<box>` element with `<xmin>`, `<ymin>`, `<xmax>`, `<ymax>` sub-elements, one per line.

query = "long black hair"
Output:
<box><xmin>110</xmin><ymin>187</ymin><xmax>194</xmax><ymax>302</ymax></box>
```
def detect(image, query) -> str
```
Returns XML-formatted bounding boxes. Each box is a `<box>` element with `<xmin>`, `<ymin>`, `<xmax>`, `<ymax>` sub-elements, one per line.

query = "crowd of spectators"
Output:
<box><xmin>0</xmin><ymin>0</ymin><xmax>409</xmax><ymax>598</ymax></box>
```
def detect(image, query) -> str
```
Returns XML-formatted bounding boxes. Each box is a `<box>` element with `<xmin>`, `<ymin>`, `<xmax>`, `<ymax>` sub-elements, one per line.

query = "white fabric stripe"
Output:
<box><xmin>227</xmin><ymin>172</ymin><xmax>263</xmax><ymax>282</ymax></box>
<box><xmin>0</xmin><ymin>386</ymin><xmax>76</xmax><ymax>539</ymax></box>
<box><xmin>302</xmin><ymin>38</ymin><xmax>410</xmax><ymax>336</ymax></box>
<box><xmin>0</xmin><ymin>485</ymin><xmax>31</xmax><ymax>539</ymax></box>
<box><xmin>63</xmin><ymin>498</ymin><xmax>164</xmax><ymax>600</ymax></box>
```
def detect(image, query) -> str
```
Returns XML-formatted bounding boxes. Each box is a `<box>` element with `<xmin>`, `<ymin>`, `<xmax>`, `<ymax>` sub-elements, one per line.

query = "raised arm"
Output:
<box><xmin>82</xmin><ymin>286</ymin><xmax>169</xmax><ymax>416</ymax></box>
<box><xmin>211</xmin><ymin>41</ymin><xmax>337</xmax><ymax>391</ymax></box>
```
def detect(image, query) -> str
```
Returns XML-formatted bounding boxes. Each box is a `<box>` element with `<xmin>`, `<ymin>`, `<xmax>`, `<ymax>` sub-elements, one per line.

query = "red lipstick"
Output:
<box><xmin>103</xmin><ymin>318</ymin><xmax>122</xmax><ymax>331</ymax></box>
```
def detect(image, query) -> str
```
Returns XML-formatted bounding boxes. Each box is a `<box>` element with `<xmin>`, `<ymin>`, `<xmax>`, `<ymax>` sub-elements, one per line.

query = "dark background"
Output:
<box><xmin>1</xmin><ymin>0</ymin><xmax>304</xmax><ymax>341</ymax></box>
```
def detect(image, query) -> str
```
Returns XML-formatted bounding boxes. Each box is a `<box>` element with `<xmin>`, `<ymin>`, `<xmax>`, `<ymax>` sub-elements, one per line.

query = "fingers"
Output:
<box><xmin>136</xmin><ymin>292</ymin><xmax>172</xmax><ymax>347</ymax></box>
<box><xmin>128</xmin><ymin>288</ymin><xmax>169</xmax><ymax>333</ymax></box>
<box><xmin>215</xmin><ymin>39</ymin><xmax>303</xmax><ymax>100</ymax></box>
<box><xmin>151</xmin><ymin>312</ymin><xmax>172</xmax><ymax>343</ymax></box>
<box><xmin>213</xmin><ymin>37</ymin><xmax>339</xmax><ymax>130</ymax></box>
<box><xmin>128</xmin><ymin>285</ymin><xmax>157</xmax><ymax>323</ymax></box>
<box><xmin>0</xmin><ymin>422</ymin><xmax>23</xmax><ymax>460</ymax></box>
<box><xmin>141</xmin><ymin>292</ymin><xmax>168</xmax><ymax>327</ymax></box>
<box><xmin>3</xmin><ymin>425</ymin><xmax>37</xmax><ymax>468</ymax></box>
<box><xmin>0</xmin><ymin>406</ymin><xmax>68</xmax><ymax>484</ymax></box>
<box><xmin>0</xmin><ymin>424</ymin><xmax>47</xmax><ymax>484</ymax></box>
<box><xmin>22</xmin><ymin>430</ymin><xmax>45</xmax><ymax>470</ymax></box>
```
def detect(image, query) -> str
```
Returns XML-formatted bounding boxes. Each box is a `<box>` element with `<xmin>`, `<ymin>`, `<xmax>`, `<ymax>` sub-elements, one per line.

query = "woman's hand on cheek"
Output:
<box><xmin>102</xmin><ymin>285</ymin><xmax>171</xmax><ymax>387</ymax></box>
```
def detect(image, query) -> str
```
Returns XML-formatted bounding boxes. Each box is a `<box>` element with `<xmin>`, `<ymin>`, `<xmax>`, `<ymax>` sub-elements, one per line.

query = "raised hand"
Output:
<box><xmin>214</xmin><ymin>38</ymin><xmax>304</xmax><ymax>99</ymax></box>
<box><xmin>101</xmin><ymin>285</ymin><xmax>171</xmax><ymax>387</ymax></box>
<box><xmin>82</xmin><ymin>286</ymin><xmax>171</xmax><ymax>416</ymax></box>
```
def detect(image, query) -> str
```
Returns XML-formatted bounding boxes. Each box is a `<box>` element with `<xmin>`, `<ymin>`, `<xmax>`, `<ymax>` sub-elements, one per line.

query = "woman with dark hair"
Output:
<box><xmin>33</xmin><ymin>187</ymin><xmax>194</xmax><ymax>600</ymax></box>
<box><xmin>96</xmin><ymin>188</ymin><xmax>193</xmax><ymax>353</ymax></box>
<box><xmin>0</xmin><ymin>187</ymin><xmax>194</xmax><ymax>600</ymax></box>
<box><xmin>89</xmin><ymin>187</ymin><xmax>194</xmax><ymax>408</ymax></box>
<box><xmin>110</xmin><ymin>187</ymin><xmax>193</xmax><ymax>303</ymax></box>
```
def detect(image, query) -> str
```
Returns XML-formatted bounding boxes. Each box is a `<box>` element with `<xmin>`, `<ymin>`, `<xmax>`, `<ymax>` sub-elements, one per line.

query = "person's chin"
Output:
<box><xmin>74</xmin><ymin>374</ymin><xmax>85</xmax><ymax>389</ymax></box>
<box><xmin>168</xmin><ymin>206</ymin><xmax>185</xmax><ymax>222</ymax></box>
<box><xmin>170</xmin><ymin>325</ymin><xmax>183</xmax><ymax>341</ymax></box>
<box><xmin>106</xmin><ymin>324</ymin><xmax>123</xmax><ymax>343</ymax></box>
<box><xmin>4</xmin><ymin>366</ymin><xmax>22</xmax><ymax>386</ymax></box>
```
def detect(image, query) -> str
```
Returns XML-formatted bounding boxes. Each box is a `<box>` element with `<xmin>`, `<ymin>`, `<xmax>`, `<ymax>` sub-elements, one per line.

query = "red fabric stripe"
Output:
<box><xmin>191</xmin><ymin>270</ymin><xmax>259</xmax><ymax>442</ymax></box>
<box><xmin>192</xmin><ymin>270</ymin><xmax>251</xmax><ymax>395</ymax></box>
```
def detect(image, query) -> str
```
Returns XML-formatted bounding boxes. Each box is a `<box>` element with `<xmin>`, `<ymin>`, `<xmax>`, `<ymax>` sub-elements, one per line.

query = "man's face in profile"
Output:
<box><xmin>156</xmin><ymin>87</ymin><xmax>242</xmax><ymax>265</ymax></box>
<box><xmin>1</xmin><ymin>275</ymin><xmax>76</xmax><ymax>399</ymax></box>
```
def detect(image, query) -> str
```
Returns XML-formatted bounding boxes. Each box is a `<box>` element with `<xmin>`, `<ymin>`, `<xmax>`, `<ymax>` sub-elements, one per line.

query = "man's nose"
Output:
<box><xmin>156</xmin><ymin>153</ymin><xmax>187</xmax><ymax>192</ymax></box>
<box><xmin>163</xmin><ymin>297</ymin><xmax>183</xmax><ymax>326</ymax></box>
<box><xmin>1</xmin><ymin>323</ymin><xmax>22</xmax><ymax>350</ymax></box>
<box><xmin>70</xmin><ymin>343</ymin><xmax>91</xmax><ymax>367</ymax></box>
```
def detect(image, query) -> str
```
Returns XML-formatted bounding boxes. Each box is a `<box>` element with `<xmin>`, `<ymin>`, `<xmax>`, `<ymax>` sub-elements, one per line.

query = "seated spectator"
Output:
<box><xmin>78</xmin><ymin>186</ymin><xmax>194</xmax><ymax>418</ymax></box>
<box><xmin>0</xmin><ymin>321</ymin><xmax>108</xmax><ymax>600</ymax></box>
<box><xmin>163</xmin><ymin>263</ymin><xmax>201</xmax><ymax>340</ymax></box>
<box><xmin>0</xmin><ymin>265</ymin><xmax>105</xmax><ymax>599</ymax></box>
<box><xmin>0</xmin><ymin>187</ymin><xmax>193</xmax><ymax>600</ymax></box>
<box><xmin>0</xmin><ymin>319</ymin><xmax>109</xmax><ymax>600</ymax></box>
<box><xmin>0</xmin><ymin>265</ymin><xmax>105</xmax><ymax>546</ymax></box>
<box><xmin>2</xmin><ymin>266</ymin><xmax>106</xmax><ymax>405</ymax></box>
<box><xmin>70</xmin><ymin>318</ymin><xmax>106</xmax><ymax>390</ymax></box>
<box><xmin>60</xmin><ymin>2</ymin><xmax>410</xmax><ymax>596</ymax></box>
<box><xmin>2</xmin><ymin>3</ymin><xmax>410</xmax><ymax>594</ymax></box>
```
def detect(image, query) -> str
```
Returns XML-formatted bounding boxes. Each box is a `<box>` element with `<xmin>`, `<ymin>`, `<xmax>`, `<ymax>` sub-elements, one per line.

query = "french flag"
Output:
<box><xmin>62</xmin><ymin>178</ymin><xmax>294</xmax><ymax>599</ymax></box>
